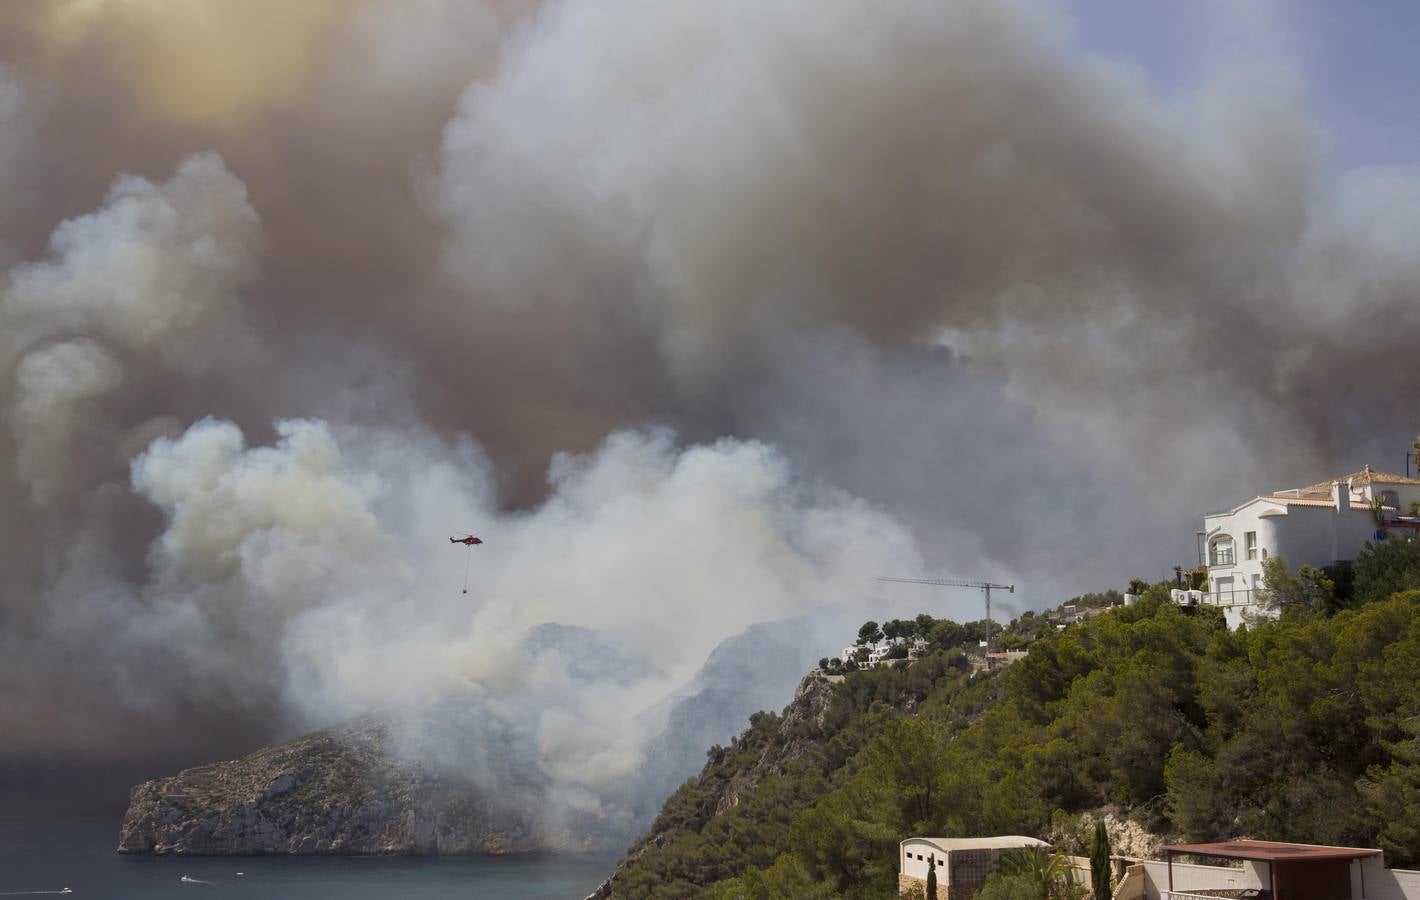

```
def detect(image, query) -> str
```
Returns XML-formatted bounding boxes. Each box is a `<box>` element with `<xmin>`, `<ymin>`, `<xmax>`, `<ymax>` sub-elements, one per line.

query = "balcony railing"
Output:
<box><xmin>1207</xmin><ymin>588</ymin><xmax>1257</xmax><ymax>606</ymax></box>
<box><xmin>1164</xmin><ymin>891</ymin><xmax>1268</xmax><ymax>900</ymax></box>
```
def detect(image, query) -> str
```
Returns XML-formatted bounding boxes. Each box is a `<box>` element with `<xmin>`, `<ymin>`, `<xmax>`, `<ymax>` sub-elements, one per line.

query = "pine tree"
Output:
<box><xmin>1090</xmin><ymin>821</ymin><xmax>1112</xmax><ymax>900</ymax></box>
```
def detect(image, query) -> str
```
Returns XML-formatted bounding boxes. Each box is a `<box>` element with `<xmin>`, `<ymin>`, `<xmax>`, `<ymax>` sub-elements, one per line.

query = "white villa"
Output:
<box><xmin>1199</xmin><ymin>465</ymin><xmax>1420</xmax><ymax>628</ymax></box>
<box><xmin>834</xmin><ymin>633</ymin><xmax>925</xmax><ymax>661</ymax></box>
<box><xmin>841</xmin><ymin>639</ymin><xmax>915</xmax><ymax>669</ymax></box>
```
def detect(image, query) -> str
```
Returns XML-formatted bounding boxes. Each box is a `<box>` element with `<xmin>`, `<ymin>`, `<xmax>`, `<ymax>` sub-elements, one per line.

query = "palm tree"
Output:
<box><xmin>993</xmin><ymin>846</ymin><xmax>1088</xmax><ymax>900</ymax></box>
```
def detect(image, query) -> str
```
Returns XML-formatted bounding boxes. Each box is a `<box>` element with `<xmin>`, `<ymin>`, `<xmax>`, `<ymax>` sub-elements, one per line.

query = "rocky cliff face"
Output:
<box><xmin>585</xmin><ymin>672</ymin><xmax>842</xmax><ymax>899</ymax></box>
<box><xmin>629</xmin><ymin>613</ymin><xmax>853</xmax><ymax>825</ymax></box>
<box><xmin>117</xmin><ymin>711</ymin><xmax>607</xmax><ymax>855</ymax></box>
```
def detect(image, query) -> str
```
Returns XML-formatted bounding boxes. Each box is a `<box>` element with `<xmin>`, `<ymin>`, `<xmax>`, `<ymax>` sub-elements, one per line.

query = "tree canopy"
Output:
<box><xmin>609</xmin><ymin>581</ymin><xmax>1420</xmax><ymax>898</ymax></box>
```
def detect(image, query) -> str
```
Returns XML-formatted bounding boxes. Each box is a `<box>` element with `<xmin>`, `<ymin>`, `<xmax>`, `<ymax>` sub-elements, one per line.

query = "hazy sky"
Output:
<box><xmin>1066</xmin><ymin>1</ymin><xmax>1420</xmax><ymax>173</ymax></box>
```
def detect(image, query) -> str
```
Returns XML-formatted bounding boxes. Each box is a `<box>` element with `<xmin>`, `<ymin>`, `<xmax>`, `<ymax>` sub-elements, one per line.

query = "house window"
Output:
<box><xmin>1210</xmin><ymin>536</ymin><xmax>1235</xmax><ymax>566</ymax></box>
<box><xmin>1245</xmin><ymin>532</ymin><xmax>1258</xmax><ymax>560</ymax></box>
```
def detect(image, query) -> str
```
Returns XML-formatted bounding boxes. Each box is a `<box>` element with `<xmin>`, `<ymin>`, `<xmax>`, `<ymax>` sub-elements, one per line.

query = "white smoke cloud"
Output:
<box><xmin>11</xmin><ymin>339</ymin><xmax>123</xmax><ymax>505</ymax></box>
<box><xmin>121</xmin><ymin>416</ymin><xmax>921</xmax><ymax>821</ymax></box>
<box><xmin>2</xmin><ymin>152</ymin><xmax>260</xmax><ymax>366</ymax></box>
<box><xmin>1</xmin><ymin>152</ymin><xmax>261</xmax><ymax>509</ymax></box>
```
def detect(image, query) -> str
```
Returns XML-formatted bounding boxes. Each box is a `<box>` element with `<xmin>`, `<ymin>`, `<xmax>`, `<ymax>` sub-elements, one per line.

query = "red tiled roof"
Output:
<box><xmin>1260</xmin><ymin>496</ymin><xmax>1398</xmax><ymax>510</ymax></box>
<box><xmin>1303</xmin><ymin>467</ymin><xmax>1420</xmax><ymax>492</ymax></box>
<box><xmin>1164</xmin><ymin>839</ymin><xmax>1380</xmax><ymax>862</ymax></box>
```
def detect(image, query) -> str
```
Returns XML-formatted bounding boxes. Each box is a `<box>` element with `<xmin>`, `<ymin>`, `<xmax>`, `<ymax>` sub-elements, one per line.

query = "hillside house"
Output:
<box><xmin>1200</xmin><ymin>467</ymin><xmax>1420</xmax><ymax>628</ymax></box>
<box><xmin>1049</xmin><ymin>605</ymin><xmax>1108</xmax><ymax>629</ymax></box>
<box><xmin>899</xmin><ymin>835</ymin><xmax>1049</xmax><ymax>900</ymax></box>
<box><xmin>841</xmin><ymin>643</ymin><xmax>883</xmax><ymax>667</ymax></box>
<box><xmin>985</xmin><ymin>649</ymin><xmax>1029</xmax><ymax>671</ymax></box>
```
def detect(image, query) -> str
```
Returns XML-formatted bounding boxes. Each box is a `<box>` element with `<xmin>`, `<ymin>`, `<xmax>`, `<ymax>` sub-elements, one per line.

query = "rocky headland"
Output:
<box><xmin>116</xmin><ymin>613</ymin><xmax>854</xmax><ymax>857</ymax></box>
<box><xmin>116</xmin><ymin>710</ymin><xmax>601</xmax><ymax>855</ymax></box>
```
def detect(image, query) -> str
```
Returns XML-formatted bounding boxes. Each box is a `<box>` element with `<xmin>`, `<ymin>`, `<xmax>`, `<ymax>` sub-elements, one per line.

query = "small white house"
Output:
<box><xmin>840</xmin><ymin>639</ymin><xmax>905</xmax><ymax>669</ymax></box>
<box><xmin>1200</xmin><ymin>466</ymin><xmax>1420</xmax><ymax>628</ymax></box>
<box><xmin>899</xmin><ymin>835</ymin><xmax>1049</xmax><ymax>899</ymax></box>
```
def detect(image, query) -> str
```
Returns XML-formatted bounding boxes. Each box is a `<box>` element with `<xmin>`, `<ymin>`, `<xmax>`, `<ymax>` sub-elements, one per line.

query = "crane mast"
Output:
<box><xmin>877</xmin><ymin>576</ymin><xmax>1016</xmax><ymax>650</ymax></box>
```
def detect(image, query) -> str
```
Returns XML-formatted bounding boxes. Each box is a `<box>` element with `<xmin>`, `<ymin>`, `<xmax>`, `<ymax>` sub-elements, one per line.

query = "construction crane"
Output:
<box><xmin>878</xmin><ymin>576</ymin><xmax>1015</xmax><ymax>650</ymax></box>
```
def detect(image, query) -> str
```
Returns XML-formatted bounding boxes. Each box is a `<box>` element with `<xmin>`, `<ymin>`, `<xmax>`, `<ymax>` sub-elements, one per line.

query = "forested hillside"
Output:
<box><xmin>596</xmin><ymin>539</ymin><xmax>1420</xmax><ymax>899</ymax></box>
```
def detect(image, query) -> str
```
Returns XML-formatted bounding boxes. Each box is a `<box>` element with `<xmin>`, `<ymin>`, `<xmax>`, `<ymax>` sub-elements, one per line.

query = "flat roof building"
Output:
<box><xmin>899</xmin><ymin>835</ymin><xmax>1049</xmax><ymax>900</ymax></box>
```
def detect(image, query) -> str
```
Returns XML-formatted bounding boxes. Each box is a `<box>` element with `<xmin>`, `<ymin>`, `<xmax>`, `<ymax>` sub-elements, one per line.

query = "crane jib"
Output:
<box><xmin>876</xmin><ymin>576</ymin><xmax>1016</xmax><ymax>651</ymax></box>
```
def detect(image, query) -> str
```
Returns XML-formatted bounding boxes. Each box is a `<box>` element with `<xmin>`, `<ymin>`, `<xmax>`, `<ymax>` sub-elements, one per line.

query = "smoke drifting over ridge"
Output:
<box><xmin>2</xmin><ymin>0</ymin><xmax>1418</xmax><ymax>817</ymax></box>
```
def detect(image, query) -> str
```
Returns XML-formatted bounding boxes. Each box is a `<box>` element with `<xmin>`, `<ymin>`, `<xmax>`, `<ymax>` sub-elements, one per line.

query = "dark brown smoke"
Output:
<box><xmin>2</xmin><ymin>0</ymin><xmax>1417</xmax><ymax>811</ymax></box>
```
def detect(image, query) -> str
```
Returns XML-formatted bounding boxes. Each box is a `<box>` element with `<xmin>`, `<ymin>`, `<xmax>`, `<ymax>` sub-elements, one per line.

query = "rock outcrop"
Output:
<box><xmin>585</xmin><ymin>671</ymin><xmax>843</xmax><ymax>899</ymax></box>
<box><xmin>117</xmin><ymin>711</ymin><xmax>606</xmax><ymax>855</ymax></box>
<box><xmin>630</xmin><ymin>611</ymin><xmax>857</xmax><ymax>825</ymax></box>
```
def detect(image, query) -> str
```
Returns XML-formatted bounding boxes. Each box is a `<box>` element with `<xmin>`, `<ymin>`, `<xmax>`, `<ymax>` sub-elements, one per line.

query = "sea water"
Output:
<box><xmin>0</xmin><ymin>820</ymin><xmax>616</xmax><ymax>899</ymax></box>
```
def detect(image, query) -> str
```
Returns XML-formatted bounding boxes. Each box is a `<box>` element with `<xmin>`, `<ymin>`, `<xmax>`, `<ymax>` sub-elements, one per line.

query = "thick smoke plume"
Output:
<box><xmin>2</xmin><ymin>0</ymin><xmax>1418</xmax><ymax>821</ymax></box>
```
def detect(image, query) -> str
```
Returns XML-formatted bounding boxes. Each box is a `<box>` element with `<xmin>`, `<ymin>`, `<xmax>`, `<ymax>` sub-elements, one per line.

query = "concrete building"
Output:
<box><xmin>1200</xmin><ymin>467</ymin><xmax>1420</xmax><ymax>628</ymax></box>
<box><xmin>1147</xmin><ymin>839</ymin><xmax>1420</xmax><ymax>900</ymax></box>
<box><xmin>900</xmin><ymin>836</ymin><xmax>1420</xmax><ymax>900</ymax></box>
<box><xmin>984</xmin><ymin>649</ymin><xmax>1029</xmax><ymax>671</ymax></box>
<box><xmin>898</xmin><ymin>835</ymin><xmax>1048</xmax><ymax>899</ymax></box>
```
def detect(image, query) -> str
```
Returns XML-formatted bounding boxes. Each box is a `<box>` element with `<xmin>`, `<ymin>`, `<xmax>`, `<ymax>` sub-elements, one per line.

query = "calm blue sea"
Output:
<box><xmin>0</xmin><ymin>820</ymin><xmax>617</xmax><ymax>899</ymax></box>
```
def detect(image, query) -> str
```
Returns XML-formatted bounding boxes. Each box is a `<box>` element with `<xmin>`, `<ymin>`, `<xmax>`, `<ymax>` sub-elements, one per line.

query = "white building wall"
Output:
<box><xmin>900</xmin><ymin>840</ymin><xmax>954</xmax><ymax>881</ymax></box>
<box><xmin>1204</xmin><ymin>495</ymin><xmax>1383</xmax><ymax>625</ymax></box>
<box><xmin>1272</xmin><ymin>506</ymin><xmax>1377</xmax><ymax>573</ymax></box>
<box><xmin>1359</xmin><ymin>858</ymin><xmax>1420</xmax><ymax>900</ymax></box>
<box><xmin>1138</xmin><ymin>860</ymin><xmax>1261</xmax><ymax>900</ymax></box>
<box><xmin>1137</xmin><ymin>856</ymin><xmax>1420</xmax><ymax>900</ymax></box>
<box><xmin>900</xmin><ymin>840</ymin><xmax>937</xmax><ymax>881</ymax></box>
<box><xmin>1204</xmin><ymin>504</ymin><xmax>1278</xmax><ymax>599</ymax></box>
<box><xmin>1358</xmin><ymin>483</ymin><xmax>1420</xmax><ymax>515</ymax></box>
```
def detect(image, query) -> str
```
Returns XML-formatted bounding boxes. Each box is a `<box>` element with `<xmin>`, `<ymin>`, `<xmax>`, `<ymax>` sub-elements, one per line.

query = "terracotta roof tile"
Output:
<box><xmin>1302</xmin><ymin>466</ymin><xmax>1420</xmax><ymax>492</ymax></box>
<box><xmin>1259</xmin><ymin>496</ymin><xmax>1398</xmax><ymax>510</ymax></box>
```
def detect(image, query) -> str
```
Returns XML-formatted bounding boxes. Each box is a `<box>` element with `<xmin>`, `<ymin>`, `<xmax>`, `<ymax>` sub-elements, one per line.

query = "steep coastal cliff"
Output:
<box><xmin>116</xmin><ymin>712</ymin><xmax>598</xmax><ymax>855</ymax></box>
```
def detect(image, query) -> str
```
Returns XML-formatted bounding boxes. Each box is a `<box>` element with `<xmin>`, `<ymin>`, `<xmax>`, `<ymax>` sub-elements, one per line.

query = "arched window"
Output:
<box><xmin>1210</xmin><ymin>535</ymin><xmax>1235</xmax><ymax>566</ymax></box>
